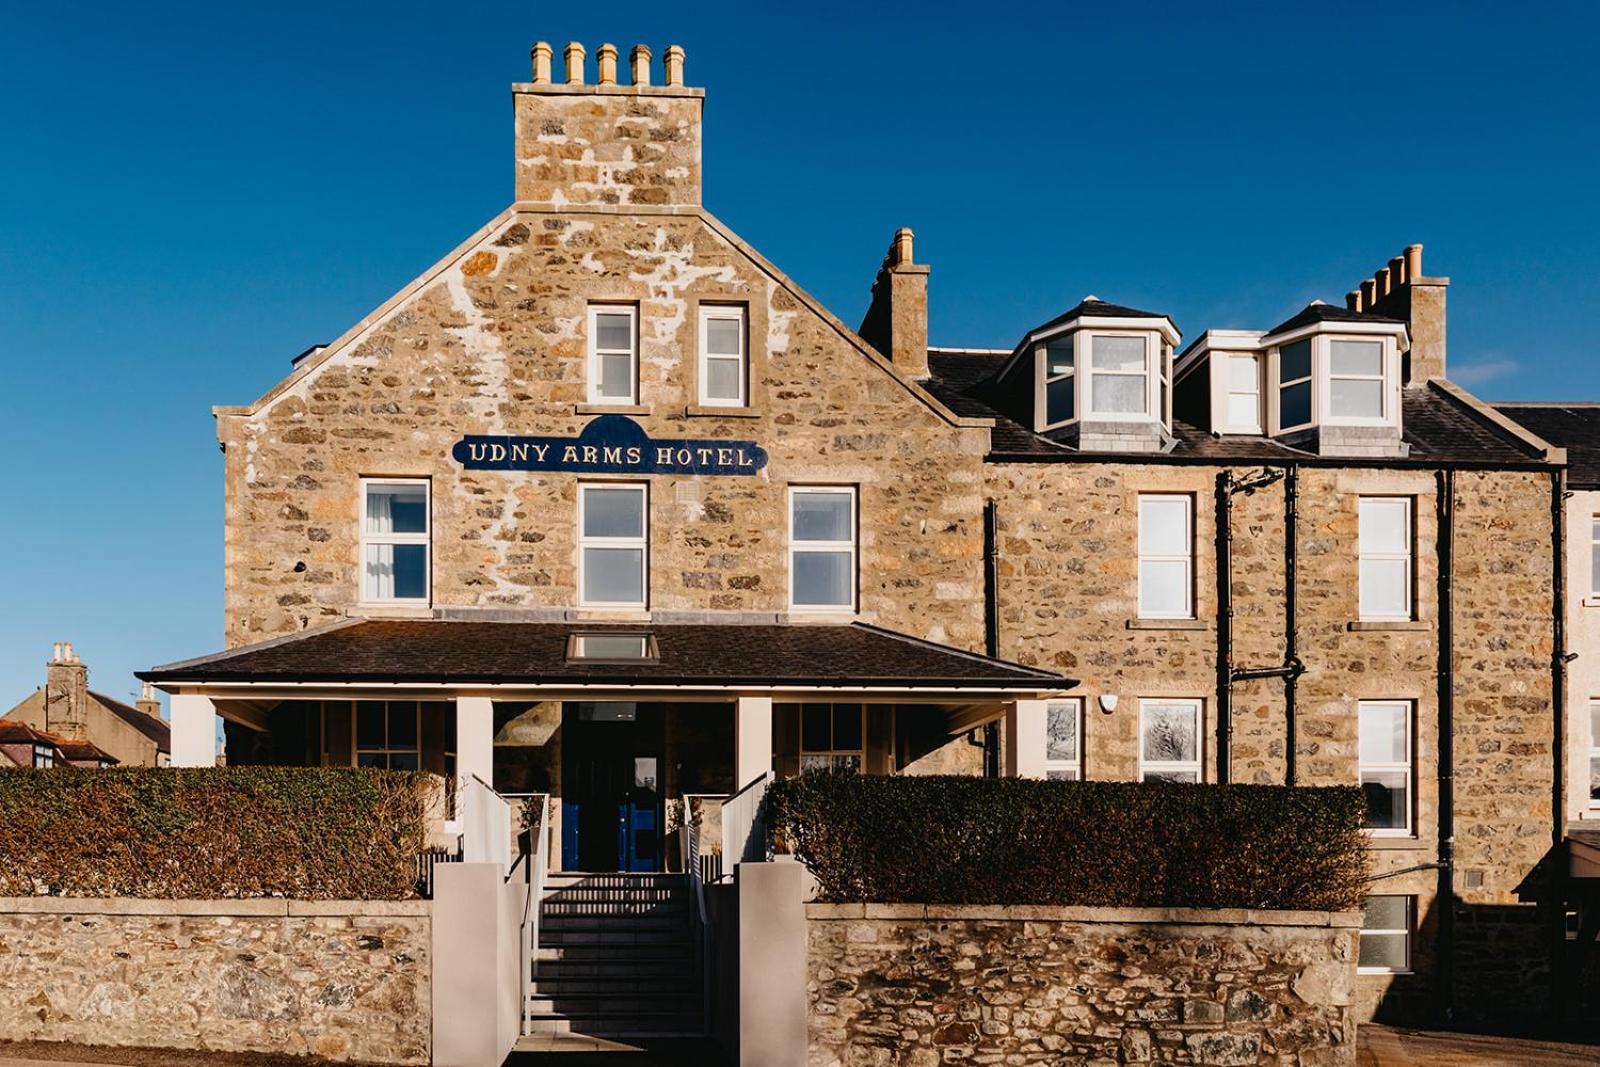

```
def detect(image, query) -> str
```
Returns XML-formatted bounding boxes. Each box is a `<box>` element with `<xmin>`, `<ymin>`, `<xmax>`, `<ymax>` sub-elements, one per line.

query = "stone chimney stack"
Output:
<box><xmin>1355</xmin><ymin>243</ymin><xmax>1448</xmax><ymax>383</ymax></box>
<box><xmin>857</xmin><ymin>228</ymin><xmax>931</xmax><ymax>378</ymax></box>
<box><xmin>44</xmin><ymin>641</ymin><xmax>90</xmax><ymax>741</ymax></box>
<box><xmin>137</xmin><ymin>681</ymin><xmax>162</xmax><ymax>719</ymax></box>
<box><xmin>515</xmin><ymin>40</ymin><xmax>702</xmax><ymax>208</ymax></box>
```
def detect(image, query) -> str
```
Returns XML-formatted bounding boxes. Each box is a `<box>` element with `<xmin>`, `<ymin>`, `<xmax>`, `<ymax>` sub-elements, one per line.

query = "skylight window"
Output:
<box><xmin>568</xmin><ymin>633</ymin><xmax>657</xmax><ymax>661</ymax></box>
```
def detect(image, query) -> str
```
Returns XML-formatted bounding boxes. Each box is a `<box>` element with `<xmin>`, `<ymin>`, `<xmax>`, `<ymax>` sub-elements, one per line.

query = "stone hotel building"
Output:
<box><xmin>141</xmin><ymin>42</ymin><xmax>1594</xmax><ymax>1031</ymax></box>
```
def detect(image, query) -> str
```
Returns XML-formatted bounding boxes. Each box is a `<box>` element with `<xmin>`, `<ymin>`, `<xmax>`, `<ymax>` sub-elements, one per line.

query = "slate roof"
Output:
<box><xmin>1028</xmin><ymin>298</ymin><xmax>1170</xmax><ymax>338</ymax></box>
<box><xmin>1266</xmin><ymin>302</ymin><xmax>1404</xmax><ymax>336</ymax></box>
<box><xmin>90</xmin><ymin>690</ymin><xmax>171</xmax><ymax>754</ymax></box>
<box><xmin>0</xmin><ymin>721</ymin><xmax>117</xmax><ymax>765</ymax></box>
<box><xmin>925</xmin><ymin>350</ymin><xmax>1547</xmax><ymax>465</ymax></box>
<box><xmin>139</xmin><ymin>620</ymin><xmax>1072</xmax><ymax>690</ymax></box>
<box><xmin>1494</xmin><ymin>404</ymin><xmax>1600</xmax><ymax>488</ymax></box>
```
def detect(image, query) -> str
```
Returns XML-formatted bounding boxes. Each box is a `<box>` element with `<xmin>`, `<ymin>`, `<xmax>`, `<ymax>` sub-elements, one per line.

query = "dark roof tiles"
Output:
<box><xmin>1494</xmin><ymin>404</ymin><xmax>1600</xmax><ymax>488</ymax></box>
<box><xmin>1266</xmin><ymin>303</ymin><xmax>1404</xmax><ymax>337</ymax></box>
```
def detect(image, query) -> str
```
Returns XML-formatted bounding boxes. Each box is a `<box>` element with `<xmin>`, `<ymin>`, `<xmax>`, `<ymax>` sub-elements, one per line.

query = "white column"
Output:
<box><xmin>169</xmin><ymin>693</ymin><xmax>218</xmax><ymax>767</ymax></box>
<box><xmin>1003</xmin><ymin>699</ymin><xmax>1048</xmax><ymax>779</ymax></box>
<box><xmin>735</xmin><ymin>695</ymin><xmax>773</xmax><ymax>788</ymax></box>
<box><xmin>456</xmin><ymin>696</ymin><xmax>494</xmax><ymax>789</ymax></box>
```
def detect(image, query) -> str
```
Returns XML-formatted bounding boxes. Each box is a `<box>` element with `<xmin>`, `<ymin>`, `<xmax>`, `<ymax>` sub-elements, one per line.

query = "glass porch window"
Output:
<box><xmin>1359</xmin><ymin>895</ymin><xmax>1412</xmax><ymax>974</ymax></box>
<box><xmin>579</xmin><ymin>483</ymin><xmax>648</xmax><ymax>607</ymax></box>
<box><xmin>790</xmin><ymin>487</ymin><xmax>857</xmax><ymax>610</ymax></box>
<box><xmin>1044</xmin><ymin>699</ymin><xmax>1082</xmax><ymax>780</ymax></box>
<box><xmin>588</xmin><ymin>305</ymin><xmax>638</xmax><ymax>404</ymax></box>
<box><xmin>356</xmin><ymin>700</ymin><xmax>421</xmax><ymax>770</ymax></box>
<box><xmin>1140</xmin><ymin>699</ymin><xmax>1201</xmax><ymax>782</ymax></box>
<box><xmin>798</xmin><ymin>703</ymin><xmax>864</xmax><ymax>773</ymax></box>
<box><xmin>362</xmin><ymin>480</ymin><xmax>429</xmax><ymax>603</ymax></box>
<box><xmin>1360</xmin><ymin>701</ymin><xmax>1412</xmax><ymax>835</ymax></box>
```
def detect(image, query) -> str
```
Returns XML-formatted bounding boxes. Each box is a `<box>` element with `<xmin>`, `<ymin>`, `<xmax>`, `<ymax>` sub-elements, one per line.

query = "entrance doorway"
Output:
<box><xmin>560</xmin><ymin>702</ymin><xmax>663</xmax><ymax>872</ymax></box>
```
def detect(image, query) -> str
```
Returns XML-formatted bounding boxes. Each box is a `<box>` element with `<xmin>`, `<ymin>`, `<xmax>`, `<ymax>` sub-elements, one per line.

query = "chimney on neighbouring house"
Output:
<box><xmin>44</xmin><ymin>642</ymin><xmax>90</xmax><ymax>741</ymax></box>
<box><xmin>1348</xmin><ymin>243</ymin><xmax>1449</xmax><ymax>383</ymax></box>
<box><xmin>857</xmin><ymin>228</ymin><xmax>931</xmax><ymax>378</ymax></box>
<box><xmin>137</xmin><ymin>681</ymin><xmax>162</xmax><ymax>719</ymax></box>
<box><xmin>515</xmin><ymin>40</ymin><xmax>702</xmax><ymax>208</ymax></box>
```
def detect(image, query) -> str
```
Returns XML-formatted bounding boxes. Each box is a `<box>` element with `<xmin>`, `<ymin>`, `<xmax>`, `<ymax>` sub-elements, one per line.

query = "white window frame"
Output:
<box><xmin>360</xmin><ymin>478</ymin><xmax>431</xmax><ymax>605</ymax></box>
<box><xmin>32</xmin><ymin>743</ymin><xmax>54</xmax><ymax>768</ymax></box>
<box><xmin>587</xmin><ymin>304</ymin><xmax>639</xmax><ymax>405</ymax></box>
<box><xmin>1036</xmin><ymin>338</ymin><xmax>1076</xmax><ymax>431</ymax></box>
<box><xmin>1223</xmin><ymin>353</ymin><xmax>1262</xmax><ymax>433</ymax></box>
<box><xmin>1323</xmin><ymin>336</ymin><xmax>1393</xmax><ymax>426</ymax></box>
<box><xmin>1138</xmin><ymin>698</ymin><xmax>1203</xmax><ymax>782</ymax></box>
<box><xmin>1358</xmin><ymin>497</ymin><xmax>1414</xmax><ymax>621</ymax></box>
<box><xmin>1084</xmin><ymin>331</ymin><xmax>1158</xmax><ymax>422</ymax></box>
<box><xmin>1359</xmin><ymin>700</ymin><xmax>1414</xmax><ymax>837</ymax></box>
<box><xmin>1590</xmin><ymin>516</ymin><xmax>1600</xmax><ymax>597</ymax></box>
<box><xmin>788</xmin><ymin>486</ymin><xmax>858</xmax><ymax>612</ymax></box>
<box><xmin>1588</xmin><ymin>699</ymin><xmax>1600</xmax><ymax>812</ymax></box>
<box><xmin>1138</xmin><ymin>494</ymin><xmax>1194</xmax><ymax>620</ymax></box>
<box><xmin>1044</xmin><ymin>699</ymin><xmax>1083</xmax><ymax>780</ymax></box>
<box><xmin>697</xmin><ymin>304</ymin><xmax>748</xmax><ymax>407</ymax></box>
<box><xmin>1358</xmin><ymin>895</ymin><xmax>1413</xmax><ymax>975</ymax></box>
<box><xmin>578</xmin><ymin>482</ymin><xmax>649</xmax><ymax>609</ymax></box>
<box><xmin>1274</xmin><ymin>339</ymin><xmax>1315</xmax><ymax>433</ymax></box>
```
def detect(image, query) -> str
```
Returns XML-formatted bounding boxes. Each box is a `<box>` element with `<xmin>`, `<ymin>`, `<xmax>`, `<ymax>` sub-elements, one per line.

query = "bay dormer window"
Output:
<box><xmin>1327</xmin><ymin>339</ymin><xmax>1387</xmax><ymax>421</ymax></box>
<box><xmin>1277</xmin><ymin>339</ymin><xmax>1314</xmax><ymax>432</ymax></box>
<box><xmin>1259</xmin><ymin>306</ymin><xmax>1407</xmax><ymax>442</ymax></box>
<box><xmin>1088</xmin><ymin>334</ymin><xmax>1150</xmax><ymax>417</ymax></box>
<box><xmin>1041</xmin><ymin>338</ymin><xmax>1074</xmax><ymax>428</ymax></box>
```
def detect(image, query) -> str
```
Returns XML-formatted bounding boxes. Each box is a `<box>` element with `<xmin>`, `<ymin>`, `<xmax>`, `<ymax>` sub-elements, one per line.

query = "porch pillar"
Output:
<box><xmin>169</xmin><ymin>694</ymin><xmax>218</xmax><ymax>767</ymax></box>
<box><xmin>735</xmin><ymin>695</ymin><xmax>773</xmax><ymax>788</ymax></box>
<box><xmin>456</xmin><ymin>696</ymin><xmax>494</xmax><ymax>789</ymax></box>
<box><xmin>1003</xmin><ymin>699</ymin><xmax>1047</xmax><ymax>778</ymax></box>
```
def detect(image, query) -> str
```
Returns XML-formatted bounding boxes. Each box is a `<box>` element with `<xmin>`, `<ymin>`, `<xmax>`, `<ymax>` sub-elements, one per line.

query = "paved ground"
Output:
<box><xmin>1358</xmin><ymin>1025</ymin><xmax>1600</xmax><ymax>1066</ymax></box>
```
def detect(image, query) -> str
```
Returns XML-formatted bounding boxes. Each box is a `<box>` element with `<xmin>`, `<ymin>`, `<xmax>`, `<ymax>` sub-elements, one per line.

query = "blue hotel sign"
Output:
<box><xmin>452</xmin><ymin>415</ymin><xmax>768</xmax><ymax>476</ymax></box>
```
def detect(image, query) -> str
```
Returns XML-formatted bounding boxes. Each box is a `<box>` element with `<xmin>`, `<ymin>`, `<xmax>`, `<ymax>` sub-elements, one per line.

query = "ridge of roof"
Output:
<box><xmin>90</xmin><ymin>689</ymin><xmax>172</xmax><ymax>751</ymax></box>
<box><xmin>1266</xmin><ymin>302</ymin><xmax>1404</xmax><ymax>336</ymax></box>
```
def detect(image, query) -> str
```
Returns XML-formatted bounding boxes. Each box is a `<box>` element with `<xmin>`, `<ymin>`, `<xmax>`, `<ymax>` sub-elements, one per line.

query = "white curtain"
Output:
<box><xmin>365</xmin><ymin>492</ymin><xmax>396</xmax><ymax>600</ymax></box>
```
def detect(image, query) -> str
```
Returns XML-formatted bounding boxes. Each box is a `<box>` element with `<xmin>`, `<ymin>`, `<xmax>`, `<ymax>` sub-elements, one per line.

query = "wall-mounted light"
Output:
<box><xmin>1098</xmin><ymin>694</ymin><xmax>1119</xmax><ymax>714</ymax></box>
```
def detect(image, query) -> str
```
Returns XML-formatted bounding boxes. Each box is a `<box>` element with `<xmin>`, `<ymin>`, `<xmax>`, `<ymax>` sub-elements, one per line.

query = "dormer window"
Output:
<box><xmin>1043</xmin><ymin>339</ymin><xmax>1074</xmax><ymax>427</ymax></box>
<box><xmin>1328</xmin><ymin>339</ymin><xmax>1386</xmax><ymax>420</ymax></box>
<box><xmin>1089</xmin><ymin>335</ymin><xmax>1149</xmax><ymax>417</ymax></box>
<box><xmin>1278</xmin><ymin>339</ymin><xmax>1313</xmax><ymax>431</ymax></box>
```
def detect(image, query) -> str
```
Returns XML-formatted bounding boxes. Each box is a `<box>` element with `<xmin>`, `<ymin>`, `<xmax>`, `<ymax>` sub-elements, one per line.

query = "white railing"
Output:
<box><xmin>460</xmin><ymin>775</ymin><xmax>513</xmax><ymax>869</ymax></box>
<box><xmin>678</xmin><ymin>807</ymin><xmax>713</xmax><ymax>1035</ymax></box>
<box><xmin>517</xmin><ymin>793</ymin><xmax>551</xmax><ymax>1035</ymax></box>
<box><xmin>721</xmin><ymin>771</ymin><xmax>773</xmax><ymax>870</ymax></box>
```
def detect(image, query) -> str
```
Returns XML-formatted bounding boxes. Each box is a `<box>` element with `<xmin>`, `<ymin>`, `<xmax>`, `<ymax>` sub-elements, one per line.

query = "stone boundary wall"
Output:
<box><xmin>0</xmin><ymin>898</ymin><xmax>430</xmax><ymax>1065</ymax></box>
<box><xmin>807</xmin><ymin>904</ymin><xmax>1360</xmax><ymax>1067</ymax></box>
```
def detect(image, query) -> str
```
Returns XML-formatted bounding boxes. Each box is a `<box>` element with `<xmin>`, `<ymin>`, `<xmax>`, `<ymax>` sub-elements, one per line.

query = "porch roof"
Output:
<box><xmin>138</xmin><ymin>619</ymin><xmax>1073</xmax><ymax>693</ymax></box>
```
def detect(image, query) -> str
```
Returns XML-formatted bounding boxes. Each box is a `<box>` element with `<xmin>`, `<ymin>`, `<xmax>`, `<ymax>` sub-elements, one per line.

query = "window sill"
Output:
<box><xmin>1357</xmin><ymin>968</ymin><xmax>1414</xmax><ymax>977</ymax></box>
<box><xmin>685</xmin><ymin>403</ymin><xmax>761</xmax><ymax>418</ymax></box>
<box><xmin>1347</xmin><ymin>620</ymin><xmax>1428</xmax><ymax>632</ymax></box>
<box><xmin>354</xmin><ymin>604</ymin><xmax>435</xmax><ymax>618</ymax></box>
<box><xmin>1582</xmin><ymin>597</ymin><xmax>1600</xmax><ymax>608</ymax></box>
<box><xmin>576</xmin><ymin>402</ymin><xmax>649</xmax><ymax>416</ymax></box>
<box><xmin>1365</xmin><ymin>835</ymin><xmax>1424</xmax><ymax>850</ymax></box>
<box><xmin>1127</xmin><ymin>618</ymin><xmax>1209</xmax><ymax>631</ymax></box>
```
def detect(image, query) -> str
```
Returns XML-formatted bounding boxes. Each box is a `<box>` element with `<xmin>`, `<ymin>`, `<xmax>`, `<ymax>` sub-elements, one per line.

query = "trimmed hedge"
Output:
<box><xmin>0</xmin><ymin>767</ymin><xmax>435</xmax><ymax>900</ymax></box>
<box><xmin>765</xmin><ymin>775</ymin><xmax>1368</xmax><ymax>911</ymax></box>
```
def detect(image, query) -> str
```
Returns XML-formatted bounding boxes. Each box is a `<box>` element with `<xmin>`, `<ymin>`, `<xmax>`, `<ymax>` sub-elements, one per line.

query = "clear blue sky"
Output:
<box><xmin>1</xmin><ymin>1</ymin><xmax>1596</xmax><ymax>710</ymax></box>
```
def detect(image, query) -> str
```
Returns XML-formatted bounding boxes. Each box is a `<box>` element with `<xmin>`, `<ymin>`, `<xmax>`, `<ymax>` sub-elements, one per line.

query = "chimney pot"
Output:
<box><xmin>1404</xmin><ymin>243</ymin><xmax>1423</xmax><ymax>280</ymax></box>
<box><xmin>892</xmin><ymin>227</ymin><xmax>914</xmax><ymax>267</ymax></box>
<box><xmin>630</xmin><ymin>44</ymin><xmax>652</xmax><ymax>85</ymax></box>
<box><xmin>1389</xmin><ymin>255</ymin><xmax>1406</xmax><ymax>287</ymax></box>
<box><xmin>531</xmin><ymin>41</ymin><xmax>553</xmax><ymax>84</ymax></box>
<box><xmin>1347</xmin><ymin>290</ymin><xmax>1363</xmax><ymax>312</ymax></box>
<box><xmin>1375</xmin><ymin>266</ymin><xmax>1392</xmax><ymax>299</ymax></box>
<box><xmin>65</xmin><ymin>642</ymin><xmax>76</xmax><ymax>664</ymax></box>
<box><xmin>564</xmin><ymin>41</ymin><xmax>586</xmax><ymax>85</ymax></box>
<box><xmin>596</xmin><ymin>43</ymin><xmax>618</xmax><ymax>85</ymax></box>
<box><xmin>51</xmin><ymin>642</ymin><xmax>61</xmax><ymax>664</ymax></box>
<box><xmin>1361</xmin><ymin>279</ymin><xmax>1377</xmax><ymax>307</ymax></box>
<box><xmin>664</xmin><ymin>44</ymin><xmax>685</xmax><ymax>87</ymax></box>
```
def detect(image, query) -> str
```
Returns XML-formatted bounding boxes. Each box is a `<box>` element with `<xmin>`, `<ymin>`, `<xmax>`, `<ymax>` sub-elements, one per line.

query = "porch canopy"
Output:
<box><xmin>139</xmin><ymin>619</ymin><xmax>1075</xmax><ymax>782</ymax></box>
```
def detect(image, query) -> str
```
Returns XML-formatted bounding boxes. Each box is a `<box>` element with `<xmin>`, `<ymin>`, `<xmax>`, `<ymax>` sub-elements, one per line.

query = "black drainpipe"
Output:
<box><xmin>1436</xmin><ymin>467</ymin><xmax>1456</xmax><ymax>1025</ymax></box>
<box><xmin>1216</xmin><ymin>472</ymin><xmax>1234</xmax><ymax>785</ymax></box>
<box><xmin>982</xmin><ymin>501</ymin><xmax>1001</xmax><ymax>778</ymax></box>
<box><xmin>1550</xmin><ymin>467</ymin><xmax>1571</xmax><ymax>1027</ymax></box>
<box><xmin>1284</xmin><ymin>465</ymin><xmax>1299</xmax><ymax>786</ymax></box>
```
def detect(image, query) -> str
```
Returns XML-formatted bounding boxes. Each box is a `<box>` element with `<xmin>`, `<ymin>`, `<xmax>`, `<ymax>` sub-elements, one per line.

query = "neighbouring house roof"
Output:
<box><xmin>89</xmin><ymin>690</ymin><xmax>172</xmax><ymax>754</ymax></box>
<box><xmin>139</xmin><ymin>619</ymin><xmax>1072</xmax><ymax>690</ymax></box>
<box><xmin>1494</xmin><ymin>403</ymin><xmax>1600</xmax><ymax>489</ymax></box>
<box><xmin>0</xmin><ymin>721</ymin><xmax>117</xmax><ymax>766</ymax></box>
<box><xmin>924</xmin><ymin>350</ymin><xmax>1549</xmax><ymax>466</ymax></box>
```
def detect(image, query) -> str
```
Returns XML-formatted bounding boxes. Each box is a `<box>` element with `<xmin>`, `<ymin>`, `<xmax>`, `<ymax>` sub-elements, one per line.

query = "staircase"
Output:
<box><xmin>527</xmin><ymin>872</ymin><xmax>705</xmax><ymax>1038</ymax></box>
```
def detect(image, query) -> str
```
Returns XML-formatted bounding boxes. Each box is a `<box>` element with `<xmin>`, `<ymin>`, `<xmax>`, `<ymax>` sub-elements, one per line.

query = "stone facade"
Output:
<box><xmin>806</xmin><ymin>904</ymin><xmax>1360</xmax><ymax>1066</ymax></box>
<box><xmin>0</xmin><ymin>898</ymin><xmax>430</xmax><ymax>1064</ymax></box>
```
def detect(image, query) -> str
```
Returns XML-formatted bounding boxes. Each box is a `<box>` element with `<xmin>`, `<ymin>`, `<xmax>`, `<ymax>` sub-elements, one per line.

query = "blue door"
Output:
<box><xmin>561</xmin><ymin>704</ymin><xmax>663</xmax><ymax>872</ymax></box>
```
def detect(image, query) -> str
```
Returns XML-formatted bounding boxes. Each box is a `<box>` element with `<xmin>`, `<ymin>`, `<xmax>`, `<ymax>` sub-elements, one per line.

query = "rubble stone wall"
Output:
<box><xmin>0</xmin><ymin>898</ymin><xmax>430</xmax><ymax>1065</ymax></box>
